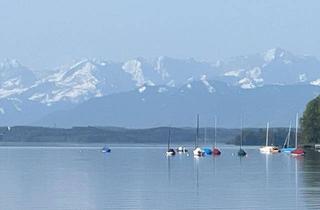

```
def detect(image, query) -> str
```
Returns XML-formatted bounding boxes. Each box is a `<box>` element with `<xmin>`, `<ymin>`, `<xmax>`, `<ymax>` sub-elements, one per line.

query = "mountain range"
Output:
<box><xmin>1</xmin><ymin>48</ymin><xmax>320</xmax><ymax>127</ymax></box>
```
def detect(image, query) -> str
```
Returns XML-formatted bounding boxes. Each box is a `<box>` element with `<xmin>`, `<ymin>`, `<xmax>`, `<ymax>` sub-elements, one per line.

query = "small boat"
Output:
<box><xmin>166</xmin><ymin>148</ymin><xmax>176</xmax><ymax>156</ymax></box>
<box><xmin>193</xmin><ymin>114</ymin><xmax>205</xmax><ymax>157</ymax></box>
<box><xmin>212</xmin><ymin>116</ymin><xmax>221</xmax><ymax>155</ymax></box>
<box><xmin>291</xmin><ymin>148</ymin><xmax>305</xmax><ymax>156</ymax></box>
<box><xmin>281</xmin><ymin>122</ymin><xmax>295</xmax><ymax>153</ymax></box>
<box><xmin>177</xmin><ymin>146</ymin><xmax>188</xmax><ymax>153</ymax></box>
<box><xmin>291</xmin><ymin>113</ymin><xmax>305</xmax><ymax>156</ymax></box>
<box><xmin>259</xmin><ymin>122</ymin><xmax>279</xmax><ymax>154</ymax></box>
<box><xmin>203</xmin><ymin>148</ymin><xmax>212</xmax><ymax>155</ymax></box>
<box><xmin>193</xmin><ymin>147</ymin><xmax>205</xmax><ymax>157</ymax></box>
<box><xmin>166</xmin><ymin>127</ymin><xmax>176</xmax><ymax>156</ymax></box>
<box><xmin>238</xmin><ymin>148</ymin><xmax>246</xmax><ymax>156</ymax></box>
<box><xmin>101</xmin><ymin>146</ymin><xmax>111</xmax><ymax>153</ymax></box>
<box><xmin>238</xmin><ymin>119</ymin><xmax>247</xmax><ymax>157</ymax></box>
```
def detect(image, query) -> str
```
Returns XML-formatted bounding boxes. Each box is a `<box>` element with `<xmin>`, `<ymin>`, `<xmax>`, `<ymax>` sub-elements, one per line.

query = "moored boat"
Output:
<box><xmin>166</xmin><ymin>127</ymin><xmax>176</xmax><ymax>156</ymax></box>
<box><xmin>238</xmin><ymin>119</ymin><xmax>247</xmax><ymax>157</ymax></box>
<box><xmin>202</xmin><ymin>128</ymin><xmax>212</xmax><ymax>155</ymax></box>
<box><xmin>259</xmin><ymin>122</ymin><xmax>280</xmax><ymax>154</ymax></box>
<box><xmin>212</xmin><ymin>117</ymin><xmax>221</xmax><ymax>155</ymax></box>
<box><xmin>291</xmin><ymin>113</ymin><xmax>305</xmax><ymax>156</ymax></box>
<box><xmin>101</xmin><ymin>146</ymin><xmax>111</xmax><ymax>153</ymax></box>
<box><xmin>193</xmin><ymin>114</ymin><xmax>204</xmax><ymax>157</ymax></box>
<box><xmin>177</xmin><ymin>146</ymin><xmax>188</xmax><ymax>153</ymax></box>
<box><xmin>281</xmin><ymin>122</ymin><xmax>295</xmax><ymax>153</ymax></box>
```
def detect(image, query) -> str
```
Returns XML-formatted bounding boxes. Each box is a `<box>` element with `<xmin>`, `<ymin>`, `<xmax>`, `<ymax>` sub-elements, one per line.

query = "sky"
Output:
<box><xmin>0</xmin><ymin>0</ymin><xmax>320</xmax><ymax>70</ymax></box>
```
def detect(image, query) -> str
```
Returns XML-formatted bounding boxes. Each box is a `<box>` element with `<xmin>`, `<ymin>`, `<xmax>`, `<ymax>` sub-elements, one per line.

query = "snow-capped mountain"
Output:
<box><xmin>36</xmin><ymin>80</ymin><xmax>320</xmax><ymax>128</ymax></box>
<box><xmin>0</xmin><ymin>59</ymin><xmax>37</xmax><ymax>99</ymax></box>
<box><xmin>221</xmin><ymin>48</ymin><xmax>320</xmax><ymax>88</ymax></box>
<box><xmin>1</xmin><ymin>48</ymin><xmax>320</xmax><ymax>126</ymax></box>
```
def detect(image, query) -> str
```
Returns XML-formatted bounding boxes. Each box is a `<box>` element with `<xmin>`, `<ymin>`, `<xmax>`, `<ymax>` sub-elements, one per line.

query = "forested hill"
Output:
<box><xmin>0</xmin><ymin>126</ymin><xmax>239</xmax><ymax>145</ymax></box>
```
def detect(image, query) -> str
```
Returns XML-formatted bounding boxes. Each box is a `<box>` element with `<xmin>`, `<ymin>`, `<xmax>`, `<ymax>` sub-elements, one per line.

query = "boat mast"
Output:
<box><xmin>266</xmin><ymin>122</ymin><xmax>269</xmax><ymax>146</ymax></box>
<box><xmin>283</xmin><ymin>122</ymin><xmax>292</xmax><ymax>148</ymax></box>
<box><xmin>195</xmin><ymin>114</ymin><xmax>199</xmax><ymax>148</ymax></box>
<box><xmin>214</xmin><ymin>116</ymin><xmax>217</xmax><ymax>148</ymax></box>
<box><xmin>167</xmin><ymin>127</ymin><xmax>171</xmax><ymax>150</ymax></box>
<box><xmin>240</xmin><ymin>118</ymin><xmax>243</xmax><ymax>149</ymax></box>
<box><xmin>287</xmin><ymin>122</ymin><xmax>292</xmax><ymax>147</ymax></box>
<box><xmin>295</xmin><ymin>113</ymin><xmax>298</xmax><ymax>149</ymax></box>
<box><xmin>204</xmin><ymin>128</ymin><xmax>207</xmax><ymax>145</ymax></box>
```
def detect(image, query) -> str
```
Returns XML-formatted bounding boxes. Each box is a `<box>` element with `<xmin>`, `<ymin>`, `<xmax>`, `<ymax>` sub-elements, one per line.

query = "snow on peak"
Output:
<box><xmin>310</xmin><ymin>79</ymin><xmax>320</xmax><ymax>86</ymax></box>
<box><xmin>138</xmin><ymin>86</ymin><xmax>146</xmax><ymax>93</ymax></box>
<box><xmin>122</xmin><ymin>59</ymin><xmax>146</xmax><ymax>87</ymax></box>
<box><xmin>263</xmin><ymin>48</ymin><xmax>291</xmax><ymax>63</ymax></box>
<box><xmin>154</xmin><ymin>56</ymin><xmax>169</xmax><ymax>79</ymax></box>
<box><xmin>29</xmin><ymin>60</ymin><xmax>102</xmax><ymax>105</ymax></box>
<box><xmin>299</xmin><ymin>74</ymin><xmax>307</xmax><ymax>82</ymax></box>
<box><xmin>224</xmin><ymin>69</ymin><xmax>244</xmax><ymax>77</ymax></box>
<box><xmin>0</xmin><ymin>59</ymin><xmax>22</xmax><ymax>69</ymax></box>
<box><xmin>264</xmin><ymin>48</ymin><xmax>277</xmax><ymax>62</ymax></box>
<box><xmin>238</xmin><ymin>67</ymin><xmax>263</xmax><ymax>89</ymax></box>
<box><xmin>200</xmin><ymin>75</ymin><xmax>215</xmax><ymax>93</ymax></box>
<box><xmin>158</xmin><ymin>87</ymin><xmax>168</xmax><ymax>93</ymax></box>
<box><xmin>166</xmin><ymin>80</ymin><xmax>175</xmax><ymax>87</ymax></box>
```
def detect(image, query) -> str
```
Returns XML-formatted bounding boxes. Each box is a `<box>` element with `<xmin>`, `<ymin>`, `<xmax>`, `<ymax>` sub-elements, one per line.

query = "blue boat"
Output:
<box><xmin>203</xmin><ymin>148</ymin><xmax>212</xmax><ymax>155</ymax></box>
<box><xmin>202</xmin><ymin>127</ymin><xmax>212</xmax><ymax>155</ymax></box>
<box><xmin>102</xmin><ymin>146</ymin><xmax>111</xmax><ymax>153</ymax></box>
<box><xmin>281</xmin><ymin>121</ymin><xmax>295</xmax><ymax>153</ymax></box>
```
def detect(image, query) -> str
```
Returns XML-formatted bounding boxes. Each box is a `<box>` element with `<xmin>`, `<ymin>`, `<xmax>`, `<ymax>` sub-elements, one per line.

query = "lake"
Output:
<box><xmin>0</xmin><ymin>145</ymin><xmax>319</xmax><ymax>210</ymax></box>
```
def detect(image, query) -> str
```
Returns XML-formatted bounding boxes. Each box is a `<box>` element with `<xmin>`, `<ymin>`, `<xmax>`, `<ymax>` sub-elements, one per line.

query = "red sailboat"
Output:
<box><xmin>291</xmin><ymin>113</ymin><xmax>305</xmax><ymax>156</ymax></box>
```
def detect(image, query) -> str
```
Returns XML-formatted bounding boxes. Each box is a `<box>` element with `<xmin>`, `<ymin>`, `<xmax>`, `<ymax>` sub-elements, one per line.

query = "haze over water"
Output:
<box><xmin>0</xmin><ymin>146</ymin><xmax>319</xmax><ymax>210</ymax></box>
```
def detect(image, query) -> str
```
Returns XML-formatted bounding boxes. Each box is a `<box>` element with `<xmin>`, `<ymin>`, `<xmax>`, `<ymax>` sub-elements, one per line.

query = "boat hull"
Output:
<box><xmin>238</xmin><ymin>148</ymin><xmax>246</xmax><ymax>156</ymax></box>
<box><xmin>212</xmin><ymin>148</ymin><xmax>221</xmax><ymax>155</ymax></box>
<box><xmin>291</xmin><ymin>148</ymin><xmax>305</xmax><ymax>156</ymax></box>
<box><xmin>203</xmin><ymin>148</ymin><xmax>212</xmax><ymax>155</ymax></box>
<box><xmin>193</xmin><ymin>147</ymin><xmax>205</xmax><ymax>157</ymax></box>
<box><xmin>177</xmin><ymin>146</ymin><xmax>188</xmax><ymax>153</ymax></box>
<box><xmin>166</xmin><ymin>149</ymin><xmax>176</xmax><ymax>156</ymax></box>
<box><xmin>259</xmin><ymin>146</ymin><xmax>279</xmax><ymax>154</ymax></box>
<box><xmin>281</xmin><ymin>147</ymin><xmax>295</xmax><ymax>153</ymax></box>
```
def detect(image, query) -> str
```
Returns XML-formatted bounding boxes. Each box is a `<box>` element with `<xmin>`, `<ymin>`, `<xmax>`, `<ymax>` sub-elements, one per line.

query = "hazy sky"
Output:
<box><xmin>0</xmin><ymin>0</ymin><xmax>320</xmax><ymax>69</ymax></box>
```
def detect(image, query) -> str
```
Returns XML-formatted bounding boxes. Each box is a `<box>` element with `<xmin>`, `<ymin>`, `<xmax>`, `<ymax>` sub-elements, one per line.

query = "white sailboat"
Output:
<box><xmin>259</xmin><ymin>122</ymin><xmax>279</xmax><ymax>154</ymax></box>
<box><xmin>166</xmin><ymin>127</ymin><xmax>176</xmax><ymax>156</ymax></box>
<box><xmin>193</xmin><ymin>114</ymin><xmax>204</xmax><ymax>157</ymax></box>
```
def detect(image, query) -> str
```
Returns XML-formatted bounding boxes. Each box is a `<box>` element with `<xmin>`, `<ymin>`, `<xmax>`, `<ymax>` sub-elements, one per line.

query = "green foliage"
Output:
<box><xmin>301</xmin><ymin>96</ymin><xmax>320</xmax><ymax>144</ymax></box>
<box><xmin>228</xmin><ymin>127</ymin><xmax>291</xmax><ymax>146</ymax></box>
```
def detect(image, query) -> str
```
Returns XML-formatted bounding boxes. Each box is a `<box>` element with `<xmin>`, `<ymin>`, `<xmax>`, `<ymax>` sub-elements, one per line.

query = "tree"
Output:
<box><xmin>301</xmin><ymin>96</ymin><xmax>320</xmax><ymax>144</ymax></box>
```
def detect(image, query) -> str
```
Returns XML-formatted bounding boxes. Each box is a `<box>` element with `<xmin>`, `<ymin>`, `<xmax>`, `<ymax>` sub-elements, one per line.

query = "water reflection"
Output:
<box><xmin>0</xmin><ymin>147</ymin><xmax>319</xmax><ymax>209</ymax></box>
<box><xmin>301</xmin><ymin>150</ymin><xmax>320</xmax><ymax>209</ymax></box>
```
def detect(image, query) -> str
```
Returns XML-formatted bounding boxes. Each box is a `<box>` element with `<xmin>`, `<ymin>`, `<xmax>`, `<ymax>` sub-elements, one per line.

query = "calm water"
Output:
<box><xmin>0</xmin><ymin>146</ymin><xmax>319</xmax><ymax>210</ymax></box>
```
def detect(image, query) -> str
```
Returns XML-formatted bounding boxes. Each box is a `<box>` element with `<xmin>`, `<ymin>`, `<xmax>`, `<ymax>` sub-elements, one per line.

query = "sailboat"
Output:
<box><xmin>101</xmin><ymin>145</ymin><xmax>111</xmax><ymax>153</ymax></box>
<box><xmin>203</xmin><ymin>127</ymin><xmax>213</xmax><ymax>155</ymax></box>
<box><xmin>259</xmin><ymin>122</ymin><xmax>279</xmax><ymax>154</ymax></box>
<box><xmin>281</xmin><ymin>122</ymin><xmax>295</xmax><ymax>153</ymax></box>
<box><xmin>176</xmin><ymin>146</ymin><xmax>188</xmax><ymax>153</ymax></box>
<box><xmin>238</xmin><ymin>119</ymin><xmax>247</xmax><ymax>157</ymax></box>
<box><xmin>291</xmin><ymin>113</ymin><xmax>305</xmax><ymax>156</ymax></box>
<box><xmin>212</xmin><ymin>117</ymin><xmax>221</xmax><ymax>155</ymax></box>
<box><xmin>193</xmin><ymin>114</ymin><xmax>205</xmax><ymax>157</ymax></box>
<box><xmin>166</xmin><ymin>127</ymin><xmax>176</xmax><ymax>156</ymax></box>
